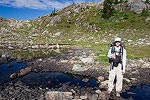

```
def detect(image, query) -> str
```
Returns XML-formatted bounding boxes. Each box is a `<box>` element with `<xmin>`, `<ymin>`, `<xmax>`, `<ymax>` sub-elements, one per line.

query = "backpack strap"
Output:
<box><xmin>111</xmin><ymin>46</ymin><xmax>115</xmax><ymax>54</ymax></box>
<box><xmin>118</xmin><ymin>45</ymin><xmax>124</xmax><ymax>70</ymax></box>
<box><xmin>110</xmin><ymin>46</ymin><xmax>115</xmax><ymax>70</ymax></box>
<box><xmin>110</xmin><ymin>45</ymin><xmax>124</xmax><ymax>70</ymax></box>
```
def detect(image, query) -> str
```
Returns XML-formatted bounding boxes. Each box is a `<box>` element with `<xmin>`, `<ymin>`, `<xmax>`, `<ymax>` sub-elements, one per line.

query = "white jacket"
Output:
<box><xmin>107</xmin><ymin>46</ymin><xmax>127</xmax><ymax>73</ymax></box>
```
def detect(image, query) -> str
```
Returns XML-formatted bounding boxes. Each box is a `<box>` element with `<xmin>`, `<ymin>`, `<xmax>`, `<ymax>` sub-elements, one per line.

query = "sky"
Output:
<box><xmin>0</xmin><ymin>0</ymin><xmax>101</xmax><ymax>20</ymax></box>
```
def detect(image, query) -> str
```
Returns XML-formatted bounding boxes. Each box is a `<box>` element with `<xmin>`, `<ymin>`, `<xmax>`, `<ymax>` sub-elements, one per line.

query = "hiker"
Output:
<box><xmin>107</xmin><ymin>37</ymin><xmax>126</xmax><ymax>97</ymax></box>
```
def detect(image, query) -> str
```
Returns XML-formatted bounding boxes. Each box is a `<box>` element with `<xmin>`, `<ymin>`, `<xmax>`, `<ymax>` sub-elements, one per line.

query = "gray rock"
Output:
<box><xmin>145</xmin><ymin>17</ymin><xmax>150</xmax><ymax>22</ymax></box>
<box><xmin>128</xmin><ymin>1</ymin><xmax>147</xmax><ymax>14</ymax></box>
<box><xmin>80</xmin><ymin>57</ymin><xmax>94</xmax><ymax>64</ymax></box>
<box><xmin>91</xmin><ymin>94</ymin><xmax>98</xmax><ymax>100</ymax></box>
<box><xmin>80</xmin><ymin>95</ymin><xmax>87</xmax><ymax>99</ymax></box>
<box><xmin>98</xmin><ymin>91</ymin><xmax>107</xmax><ymax>100</ymax></box>
<box><xmin>123</xmin><ymin>78</ymin><xmax>131</xmax><ymax>83</ymax></box>
<box><xmin>82</xmin><ymin>78</ymin><xmax>89</xmax><ymax>82</ymax></box>
<box><xmin>72</xmin><ymin>64</ymin><xmax>88</xmax><ymax>71</ymax></box>
<box><xmin>95</xmin><ymin>90</ymin><xmax>101</xmax><ymax>94</ymax></box>
<box><xmin>142</xmin><ymin>63</ymin><xmax>150</xmax><ymax>68</ymax></box>
<box><xmin>130</xmin><ymin>78</ymin><xmax>137</xmax><ymax>81</ymax></box>
<box><xmin>54</xmin><ymin>32</ymin><xmax>62</xmax><ymax>36</ymax></box>
<box><xmin>99</xmin><ymin>80</ymin><xmax>109</xmax><ymax>89</ymax></box>
<box><xmin>45</xmin><ymin>91</ymin><xmax>72</xmax><ymax>100</ymax></box>
<box><xmin>50</xmin><ymin>15</ymin><xmax>61</xmax><ymax>26</ymax></box>
<box><xmin>97</xmin><ymin>76</ymin><xmax>105</xmax><ymax>83</ymax></box>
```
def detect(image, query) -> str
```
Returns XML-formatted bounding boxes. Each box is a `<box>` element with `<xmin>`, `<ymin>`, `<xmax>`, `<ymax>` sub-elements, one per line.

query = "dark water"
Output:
<box><xmin>20</xmin><ymin>72</ymin><xmax>99</xmax><ymax>89</ymax></box>
<box><xmin>0</xmin><ymin>62</ymin><xmax>98</xmax><ymax>89</ymax></box>
<box><xmin>1</xmin><ymin>62</ymin><xmax>150</xmax><ymax>100</ymax></box>
<box><xmin>0</xmin><ymin>62</ymin><xmax>27</xmax><ymax>83</ymax></box>
<box><xmin>121</xmin><ymin>85</ymin><xmax>150</xmax><ymax>100</ymax></box>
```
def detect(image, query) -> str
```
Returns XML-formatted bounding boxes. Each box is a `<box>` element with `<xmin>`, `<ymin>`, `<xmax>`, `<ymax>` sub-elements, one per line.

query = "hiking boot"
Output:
<box><xmin>116</xmin><ymin>92</ymin><xmax>120</xmax><ymax>97</ymax></box>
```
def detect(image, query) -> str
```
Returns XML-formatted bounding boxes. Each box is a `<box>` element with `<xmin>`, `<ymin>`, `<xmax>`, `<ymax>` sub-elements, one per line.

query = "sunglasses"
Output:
<box><xmin>115</xmin><ymin>41</ymin><xmax>121</xmax><ymax>43</ymax></box>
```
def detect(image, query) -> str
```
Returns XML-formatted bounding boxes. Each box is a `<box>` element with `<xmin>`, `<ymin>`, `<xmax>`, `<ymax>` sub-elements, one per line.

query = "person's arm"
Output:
<box><xmin>122</xmin><ymin>48</ymin><xmax>126</xmax><ymax>73</ymax></box>
<box><xmin>107</xmin><ymin>47</ymin><xmax>112</xmax><ymax>58</ymax></box>
<box><xmin>108</xmin><ymin>47</ymin><xmax>115</xmax><ymax>59</ymax></box>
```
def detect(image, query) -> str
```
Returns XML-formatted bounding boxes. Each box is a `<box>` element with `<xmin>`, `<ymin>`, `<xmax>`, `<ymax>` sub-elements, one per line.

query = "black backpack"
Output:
<box><xmin>108</xmin><ymin>41</ymin><xmax>125</xmax><ymax>64</ymax></box>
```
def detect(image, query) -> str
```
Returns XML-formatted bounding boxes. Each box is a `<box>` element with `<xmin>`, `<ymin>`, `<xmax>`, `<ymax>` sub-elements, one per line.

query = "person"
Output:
<box><xmin>107</xmin><ymin>37</ymin><xmax>126</xmax><ymax>97</ymax></box>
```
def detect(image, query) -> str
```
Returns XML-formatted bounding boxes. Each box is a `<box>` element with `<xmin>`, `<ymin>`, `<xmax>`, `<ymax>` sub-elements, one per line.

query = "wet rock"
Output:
<box><xmin>82</xmin><ymin>78</ymin><xmax>89</xmax><ymax>82</ymax></box>
<box><xmin>45</xmin><ymin>91</ymin><xmax>72</xmax><ymax>100</ymax></box>
<box><xmin>18</xmin><ymin>67</ymin><xmax>32</xmax><ymax>77</ymax></box>
<box><xmin>10</xmin><ymin>73</ymin><xmax>17</xmax><ymax>79</ymax></box>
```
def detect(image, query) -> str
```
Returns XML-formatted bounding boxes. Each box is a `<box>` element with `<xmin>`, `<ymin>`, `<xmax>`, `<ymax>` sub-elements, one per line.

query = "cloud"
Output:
<box><xmin>42</xmin><ymin>0</ymin><xmax>73</xmax><ymax>10</ymax></box>
<box><xmin>0</xmin><ymin>0</ymin><xmax>100</xmax><ymax>10</ymax></box>
<box><xmin>13</xmin><ymin>0</ymin><xmax>48</xmax><ymax>9</ymax></box>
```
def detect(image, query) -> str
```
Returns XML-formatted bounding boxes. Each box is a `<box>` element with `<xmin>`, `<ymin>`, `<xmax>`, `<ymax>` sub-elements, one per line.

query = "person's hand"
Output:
<box><xmin>112</xmin><ymin>54</ymin><xmax>116</xmax><ymax>59</ymax></box>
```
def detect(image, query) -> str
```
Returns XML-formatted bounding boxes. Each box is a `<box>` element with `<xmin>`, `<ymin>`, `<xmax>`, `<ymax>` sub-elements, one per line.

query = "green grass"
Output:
<box><xmin>127</xmin><ymin>45</ymin><xmax>150</xmax><ymax>59</ymax></box>
<box><xmin>1</xmin><ymin>3</ymin><xmax>150</xmax><ymax>63</ymax></box>
<box><xmin>0</xmin><ymin>48</ymin><xmax>68</xmax><ymax>60</ymax></box>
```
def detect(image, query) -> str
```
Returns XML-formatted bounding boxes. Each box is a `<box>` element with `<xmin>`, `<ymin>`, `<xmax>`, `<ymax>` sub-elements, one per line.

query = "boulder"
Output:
<box><xmin>18</xmin><ymin>67</ymin><xmax>32</xmax><ymax>77</ymax></box>
<box><xmin>97</xmin><ymin>76</ymin><xmax>105</xmax><ymax>83</ymax></box>
<box><xmin>80</xmin><ymin>57</ymin><xmax>94</xmax><ymax>64</ymax></box>
<box><xmin>72</xmin><ymin>64</ymin><xmax>88</xmax><ymax>71</ymax></box>
<box><xmin>99</xmin><ymin>80</ymin><xmax>109</xmax><ymax>89</ymax></box>
<box><xmin>10</xmin><ymin>73</ymin><xmax>17</xmax><ymax>79</ymax></box>
<box><xmin>45</xmin><ymin>91</ymin><xmax>72</xmax><ymax>100</ymax></box>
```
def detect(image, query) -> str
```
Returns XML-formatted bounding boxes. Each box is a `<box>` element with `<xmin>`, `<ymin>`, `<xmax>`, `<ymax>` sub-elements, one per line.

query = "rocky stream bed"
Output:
<box><xmin>0</xmin><ymin>48</ymin><xmax>150</xmax><ymax>100</ymax></box>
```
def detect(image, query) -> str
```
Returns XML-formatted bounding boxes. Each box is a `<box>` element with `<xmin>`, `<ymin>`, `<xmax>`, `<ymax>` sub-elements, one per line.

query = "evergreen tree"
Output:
<box><xmin>114</xmin><ymin>0</ymin><xmax>119</xmax><ymax>4</ymax></box>
<box><xmin>145</xmin><ymin>0</ymin><xmax>150</xmax><ymax>3</ymax></box>
<box><xmin>102</xmin><ymin>0</ymin><xmax>114</xmax><ymax>19</ymax></box>
<box><xmin>119</xmin><ymin>0</ymin><xmax>124</xmax><ymax>3</ymax></box>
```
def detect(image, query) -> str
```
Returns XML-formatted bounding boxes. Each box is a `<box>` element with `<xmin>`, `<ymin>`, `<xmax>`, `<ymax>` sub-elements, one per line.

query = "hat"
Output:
<box><xmin>114</xmin><ymin>37</ymin><xmax>121</xmax><ymax>42</ymax></box>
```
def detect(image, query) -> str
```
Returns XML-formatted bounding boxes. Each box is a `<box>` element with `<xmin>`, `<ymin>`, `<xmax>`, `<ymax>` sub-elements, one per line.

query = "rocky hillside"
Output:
<box><xmin>0</xmin><ymin>1</ymin><xmax>150</xmax><ymax>59</ymax></box>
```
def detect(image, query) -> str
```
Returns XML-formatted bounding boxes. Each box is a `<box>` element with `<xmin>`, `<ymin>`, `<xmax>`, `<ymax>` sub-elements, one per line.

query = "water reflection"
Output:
<box><xmin>0</xmin><ymin>62</ymin><xmax>27</xmax><ymax>83</ymax></box>
<box><xmin>20</xmin><ymin>72</ymin><xmax>99</xmax><ymax>89</ymax></box>
<box><xmin>121</xmin><ymin>85</ymin><xmax>150</xmax><ymax>100</ymax></box>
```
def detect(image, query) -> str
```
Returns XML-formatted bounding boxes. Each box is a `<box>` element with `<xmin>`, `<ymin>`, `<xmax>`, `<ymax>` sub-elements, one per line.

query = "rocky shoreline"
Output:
<box><xmin>0</xmin><ymin>48</ymin><xmax>150</xmax><ymax>100</ymax></box>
